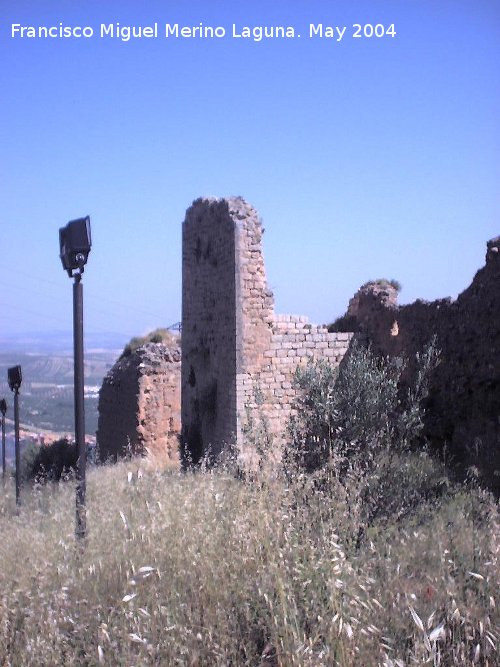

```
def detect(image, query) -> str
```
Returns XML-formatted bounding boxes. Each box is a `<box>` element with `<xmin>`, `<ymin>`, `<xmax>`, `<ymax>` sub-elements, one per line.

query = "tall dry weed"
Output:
<box><xmin>0</xmin><ymin>459</ymin><xmax>497</xmax><ymax>666</ymax></box>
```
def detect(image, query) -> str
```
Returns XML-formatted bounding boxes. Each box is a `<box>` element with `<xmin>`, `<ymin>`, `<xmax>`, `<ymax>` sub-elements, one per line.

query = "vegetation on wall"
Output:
<box><xmin>360</xmin><ymin>277</ymin><xmax>402</xmax><ymax>292</ymax></box>
<box><xmin>120</xmin><ymin>328</ymin><xmax>179</xmax><ymax>359</ymax></box>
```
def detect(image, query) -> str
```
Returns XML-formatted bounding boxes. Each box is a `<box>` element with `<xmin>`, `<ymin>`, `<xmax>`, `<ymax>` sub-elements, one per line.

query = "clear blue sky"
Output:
<box><xmin>1</xmin><ymin>0</ymin><xmax>498</xmax><ymax>341</ymax></box>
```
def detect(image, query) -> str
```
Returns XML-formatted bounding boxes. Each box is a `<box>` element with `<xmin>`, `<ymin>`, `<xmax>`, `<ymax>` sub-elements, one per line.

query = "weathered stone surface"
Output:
<box><xmin>343</xmin><ymin>238</ymin><xmax>500</xmax><ymax>492</ymax></box>
<box><xmin>182</xmin><ymin>196</ymin><xmax>352</xmax><ymax>463</ymax></box>
<box><xmin>97</xmin><ymin>342</ymin><xmax>181</xmax><ymax>463</ymax></box>
<box><xmin>100</xmin><ymin>195</ymin><xmax>498</xmax><ymax>490</ymax></box>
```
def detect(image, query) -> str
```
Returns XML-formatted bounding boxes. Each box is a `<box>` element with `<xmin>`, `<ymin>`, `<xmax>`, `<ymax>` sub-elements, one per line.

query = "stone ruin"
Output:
<box><xmin>339</xmin><ymin>237</ymin><xmax>500</xmax><ymax>492</ymax></box>
<box><xmin>97</xmin><ymin>341</ymin><xmax>181</xmax><ymax>463</ymax></box>
<box><xmin>97</xmin><ymin>196</ymin><xmax>353</xmax><ymax>464</ymax></box>
<box><xmin>97</xmin><ymin>196</ymin><xmax>499</xmax><ymax>491</ymax></box>
<box><xmin>181</xmin><ymin>197</ymin><xmax>353</xmax><ymax>463</ymax></box>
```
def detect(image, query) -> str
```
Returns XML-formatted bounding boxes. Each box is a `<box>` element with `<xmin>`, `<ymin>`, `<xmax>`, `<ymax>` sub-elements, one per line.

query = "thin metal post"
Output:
<box><xmin>14</xmin><ymin>389</ymin><xmax>20</xmax><ymax>505</ymax></box>
<box><xmin>73</xmin><ymin>273</ymin><xmax>86</xmax><ymax>539</ymax></box>
<box><xmin>1</xmin><ymin>413</ymin><xmax>5</xmax><ymax>484</ymax></box>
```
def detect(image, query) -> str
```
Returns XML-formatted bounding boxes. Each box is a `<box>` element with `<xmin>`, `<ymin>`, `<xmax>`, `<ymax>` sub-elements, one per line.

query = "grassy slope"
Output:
<box><xmin>0</xmin><ymin>461</ymin><xmax>498</xmax><ymax>666</ymax></box>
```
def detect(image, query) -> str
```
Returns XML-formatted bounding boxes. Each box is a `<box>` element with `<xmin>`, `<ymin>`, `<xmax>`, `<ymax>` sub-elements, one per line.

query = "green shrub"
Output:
<box><xmin>284</xmin><ymin>340</ymin><xmax>443</xmax><ymax>546</ymax></box>
<box><xmin>19</xmin><ymin>440</ymin><xmax>40</xmax><ymax>483</ymax></box>
<box><xmin>287</xmin><ymin>341</ymin><xmax>438</xmax><ymax>472</ymax></box>
<box><xmin>29</xmin><ymin>438</ymin><xmax>78</xmax><ymax>482</ymax></box>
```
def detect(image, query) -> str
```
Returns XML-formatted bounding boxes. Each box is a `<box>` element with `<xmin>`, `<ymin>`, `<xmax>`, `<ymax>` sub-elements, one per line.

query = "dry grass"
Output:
<box><xmin>0</xmin><ymin>460</ymin><xmax>498</xmax><ymax>666</ymax></box>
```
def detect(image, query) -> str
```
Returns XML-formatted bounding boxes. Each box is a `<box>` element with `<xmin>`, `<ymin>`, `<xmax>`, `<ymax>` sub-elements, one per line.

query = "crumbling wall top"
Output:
<box><xmin>184</xmin><ymin>196</ymin><xmax>261</xmax><ymax>226</ymax></box>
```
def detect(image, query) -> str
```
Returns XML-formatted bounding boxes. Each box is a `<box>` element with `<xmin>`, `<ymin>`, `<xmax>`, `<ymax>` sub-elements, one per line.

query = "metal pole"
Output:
<box><xmin>14</xmin><ymin>389</ymin><xmax>20</xmax><ymax>505</ymax></box>
<box><xmin>73</xmin><ymin>273</ymin><xmax>86</xmax><ymax>539</ymax></box>
<box><xmin>1</xmin><ymin>414</ymin><xmax>5</xmax><ymax>484</ymax></box>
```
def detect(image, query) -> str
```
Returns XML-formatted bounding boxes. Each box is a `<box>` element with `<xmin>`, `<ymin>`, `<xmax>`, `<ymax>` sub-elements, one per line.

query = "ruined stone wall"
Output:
<box><xmin>97</xmin><ymin>342</ymin><xmax>181</xmax><ymax>463</ymax></box>
<box><xmin>344</xmin><ymin>237</ymin><xmax>500</xmax><ymax>491</ymax></box>
<box><xmin>182</xmin><ymin>196</ymin><xmax>354</xmax><ymax>461</ymax></box>
<box><xmin>237</xmin><ymin>317</ymin><xmax>353</xmax><ymax>455</ymax></box>
<box><xmin>99</xmin><ymin>196</ymin><xmax>498</xmax><ymax>490</ymax></box>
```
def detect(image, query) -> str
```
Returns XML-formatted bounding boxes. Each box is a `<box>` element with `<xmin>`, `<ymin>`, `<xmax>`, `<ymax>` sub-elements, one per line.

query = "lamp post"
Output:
<box><xmin>59</xmin><ymin>216</ymin><xmax>92</xmax><ymax>540</ymax></box>
<box><xmin>8</xmin><ymin>366</ymin><xmax>22</xmax><ymax>505</ymax></box>
<box><xmin>0</xmin><ymin>398</ymin><xmax>6</xmax><ymax>484</ymax></box>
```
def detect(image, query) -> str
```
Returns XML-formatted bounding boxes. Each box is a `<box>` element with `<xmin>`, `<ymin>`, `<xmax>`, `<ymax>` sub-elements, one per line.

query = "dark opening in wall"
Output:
<box><xmin>184</xmin><ymin>399</ymin><xmax>203</xmax><ymax>465</ymax></box>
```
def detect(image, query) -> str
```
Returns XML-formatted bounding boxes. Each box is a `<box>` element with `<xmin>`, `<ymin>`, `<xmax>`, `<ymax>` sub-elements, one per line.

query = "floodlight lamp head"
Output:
<box><xmin>59</xmin><ymin>216</ymin><xmax>92</xmax><ymax>277</ymax></box>
<box><xmin>0</xmin><ymin>398</ymin><xmax>6</xmax><ymax>416</ymax></box>
<box><xmin>8</xmin><ymin>366</ymin><xmax>22</xmax><ymax>392</ymax></box>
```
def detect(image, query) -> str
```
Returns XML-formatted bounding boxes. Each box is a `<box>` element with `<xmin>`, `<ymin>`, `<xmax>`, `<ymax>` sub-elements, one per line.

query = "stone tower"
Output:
<box><xmin>181</xmin><ymin>197</ymin><xmax>274</xmax><ymax>461</ymax></box>
<box><xmin>182</xmin><ymin>196</ymin><xmax>353</xmax><ymax>464</ymax></box>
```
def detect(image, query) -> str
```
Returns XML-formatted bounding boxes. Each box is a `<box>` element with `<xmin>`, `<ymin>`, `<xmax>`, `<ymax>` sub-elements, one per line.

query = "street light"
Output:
<box><xmin>59</xmin><ymin>216</ymin><xmax>92</xmax><ymax>539</ymax></box>
<box><xmin>59</xmin><ymin>216</ymin><xmax>92</xmax><ymax>277</ymax></box>
<box><xmin>8</xmin><ymin>366</ymin><xmax>22</xmax><ymax>505</ymax></box>
<box><xmin>0</xmin><ymin>398</ymin><xmax>7</xmax><ymax>484</ymax></box>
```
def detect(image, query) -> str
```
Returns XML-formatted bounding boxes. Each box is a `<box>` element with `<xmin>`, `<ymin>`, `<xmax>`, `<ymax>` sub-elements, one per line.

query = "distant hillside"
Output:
<box><xmin>0</xmin><ymin>330</ymin><xmax>129</xmax><ymax>354</ymax></box>
<box><xmin>0</xmin><ymin>352</ymin><xmax>115</xmax><ymax>388</ymax></box>
<box><xmin>0</xmin><ymin>349</ymin><xmax>120</xmax><ymax>436</ymax></box>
